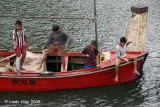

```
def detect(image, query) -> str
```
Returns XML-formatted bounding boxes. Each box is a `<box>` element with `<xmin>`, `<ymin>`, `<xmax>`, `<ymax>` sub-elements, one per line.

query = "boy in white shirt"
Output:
<box><xmin>115</xmin><ymin>37</ymin><xmax>140</xmax><ymax>82</ymax></box>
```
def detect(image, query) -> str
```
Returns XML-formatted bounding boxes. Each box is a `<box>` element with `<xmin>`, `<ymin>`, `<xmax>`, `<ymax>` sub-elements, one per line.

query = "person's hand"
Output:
<box><xmin>85</xmin><ymin>54</ymin><xmax>89</xmax><ymax>57</ymax></box>
<box><xmin>26</xmin><ymin>45</ymin><xmax>29</xmax><ymax>50</ymax></box>
<box><xmin>65</xmin><ymin>44</ymin><xmax>69</xmax><ymax>47</ymax></box>
<box><xmin>14</xmin><ymin>45</ymin><xmax>16</xmax><ymax>50</ymax></box>
<box><xmin>129</xmin><ymin>41</ymin><xmax>133</xmax><ymax>43</ymax></box>
<box><xmin>42</xmin><ymin>47</ymin><xmax>45</xmax><ymax>51</ymax></box>
<box><xmin>124</xmin><ymin>58</ymin><xmax>128</xmax><ymax>62</ymax></box>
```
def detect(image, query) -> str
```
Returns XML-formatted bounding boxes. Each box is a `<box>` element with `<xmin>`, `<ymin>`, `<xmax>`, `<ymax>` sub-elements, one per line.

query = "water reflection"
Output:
<box><xmin>0</xmin><ymin>81</ymin><xmax>149</xmax><ymax>106</ymax></box>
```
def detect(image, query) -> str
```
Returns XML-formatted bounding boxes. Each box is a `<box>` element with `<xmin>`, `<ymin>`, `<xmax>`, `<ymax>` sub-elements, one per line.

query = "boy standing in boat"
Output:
<box><xmin>115</xmin><ymin>37</ymin><xmax>140</xmax><ymax>82</ymax></box>
<box><xmin>12</xmin><ymin>20</ymin><xmax>29</xmax><ymax>76</ymax></box>
<box><xmin>82</xmin><ymin>40</ymin><xmax>100</xmax><ymax>69</ymax></box>
<box><xmin>37</xmin><ymin>25</ymin><xmax>72</xmax><ymax>72</ymax></box>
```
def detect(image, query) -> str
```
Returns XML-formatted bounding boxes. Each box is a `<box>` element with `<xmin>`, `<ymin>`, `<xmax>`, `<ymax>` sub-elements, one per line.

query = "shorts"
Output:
<box><xmin>85</xmin><ymin>65</ymin><xmax>96</xmax><ymax>69</ymax></box>
<box><xmin>116</xmin><ymin>54</ymin><xmax>129</xmax><ymax>61</ymax></box>
<box><xmin>15</xmin><ymin>45</ymin><xmax>27</xmax><ymax>57</ymax></box>
<box><xmin>47</xmin><ymin>43</ymin><xmax>65</xmax><ymax>56</ymax></box>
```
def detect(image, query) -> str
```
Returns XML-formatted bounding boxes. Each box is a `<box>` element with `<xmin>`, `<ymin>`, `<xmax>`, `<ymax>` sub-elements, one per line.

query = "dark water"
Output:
<box><xmin>0</xmin><ymin>0</ymin><xmax>160</xmax><ymax>106</ymax></box>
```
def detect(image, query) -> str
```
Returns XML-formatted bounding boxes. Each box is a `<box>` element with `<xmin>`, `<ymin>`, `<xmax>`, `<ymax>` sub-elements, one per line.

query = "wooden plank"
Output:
<box><xmin>69</xmin><ymin>59</ymin><xmax>84</xmax><ymax>61</ymax></box>
<box><xmin>0</xmin><ymin>49</ymin><xmax>7</xmax><ymax>51</ymax></box>
<box><xmin>68</xmin><ymin>61</ymin><xmax>84</xmax><ymax>64</ymax></box>
<box><xmin>0</xmin><ymin>54</ymin><xmax>16</xmax><ymax>63</ymax></box>
<box><xmin>46</xmin><ymin>60</ymin><xmax>61</xmax><ymax>63</ymax></box>
<box><xmin>0</xmin><ymin>60</ymin><xmax>15</xmax><ymax>62</ymax></box>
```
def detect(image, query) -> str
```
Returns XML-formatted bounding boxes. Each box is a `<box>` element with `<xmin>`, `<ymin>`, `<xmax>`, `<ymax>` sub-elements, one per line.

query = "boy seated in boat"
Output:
<box><xmin>115</xmin><ymin>37</ymin><xmax>140</xmax><ymax>82</ymax></box>
<box><xmin>36</xmin><ymin>24</ymin><xmax>72</xmax><ymax>72</ymax></box>
<box><xmin>12</xmin><ymin>20</ymin><xmax>29</xmax><ymax>76</ymax></box>
<box><xmin>82</xmin><ymin>40</ymin><xmax>100</xmax><ymax>69</ymax></box>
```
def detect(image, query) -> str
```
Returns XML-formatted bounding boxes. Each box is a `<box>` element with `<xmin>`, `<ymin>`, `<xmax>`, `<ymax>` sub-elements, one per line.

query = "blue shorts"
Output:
<box><xmin>85</xmin><ymin>65</ymin><xmax>96</xmax><ymax>69</ymax></box>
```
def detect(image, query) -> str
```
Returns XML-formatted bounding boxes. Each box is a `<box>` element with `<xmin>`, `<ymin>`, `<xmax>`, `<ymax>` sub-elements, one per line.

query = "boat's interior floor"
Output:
<box><xmin>0</xmin><ymin>67</ymin><xmax>7</xmax><ymax>72</ymax></box>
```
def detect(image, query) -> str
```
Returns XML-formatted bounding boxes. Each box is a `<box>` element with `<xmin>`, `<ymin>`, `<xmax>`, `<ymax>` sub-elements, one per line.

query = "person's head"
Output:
<box><xmin>52</xmin><ymin>24</ymin><xmax>61</xmax><ymax>33</ymax></box>
<box><xmin>15</xmin><ymin>19</ymin><xmax>22</xmax><ymax>30</ymax></box>
<box><xmin>119</xmin><ymin>37</ymin><xmax>127</xmax><ymax>47</ymax></box>
<box><xmin>90</xmin><ymin>40</ymin><xmax>98</xmax><ymax>49</ymax></box>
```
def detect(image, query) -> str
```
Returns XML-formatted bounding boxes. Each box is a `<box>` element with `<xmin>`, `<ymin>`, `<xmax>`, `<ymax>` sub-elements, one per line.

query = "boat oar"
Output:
<box><xmin>0</xmin><ymin>44</ymin><xmax>41</xmax><ymax>63</ymax></box>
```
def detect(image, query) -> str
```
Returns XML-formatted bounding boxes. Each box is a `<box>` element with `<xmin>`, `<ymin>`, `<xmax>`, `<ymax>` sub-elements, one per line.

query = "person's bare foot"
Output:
<box><xmin>20</xmin><ymin>67</ymin><xmax>26</xmax><ymax>71</ymax></box>
<box><xmin>62</xmin><ymin>68</ymin><xmax>67</xmax><ymax>72</ymax></box>
<box><xmin>36</xmin><ymin>66</ymin><xmax>42</xmax><ymax>70</ymax></box>
<box><xmin>114</xmin><ymin>76</ymin><xmax>118</xmax><ymax>82</ymax></box>
<box><xmin>133</xmin><ymin>70</ymin><xmax>140</xmax><ymax>75</ymax></box>
<box><xmin>17</xmin><ymin>71</ymin><xmax>21</xmax><ymax>76</ymax></box>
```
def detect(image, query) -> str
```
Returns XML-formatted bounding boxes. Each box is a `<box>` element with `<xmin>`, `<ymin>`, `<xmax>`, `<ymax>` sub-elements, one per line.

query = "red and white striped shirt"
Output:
<box><xmin>12</xmin><ymin>28</ymin><xmax>27</xmax><ymax>46</ymax></box>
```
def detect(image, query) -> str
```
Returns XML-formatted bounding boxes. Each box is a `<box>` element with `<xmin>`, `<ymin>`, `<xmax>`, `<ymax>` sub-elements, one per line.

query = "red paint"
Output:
<box><xmin>0</xmin><ymin>51</ymin><xmax>149</xmax><ymax>92</ymax></box>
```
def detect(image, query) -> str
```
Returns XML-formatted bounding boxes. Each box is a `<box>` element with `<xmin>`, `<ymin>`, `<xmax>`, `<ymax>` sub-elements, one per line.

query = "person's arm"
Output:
<box><xmin>116</xmin><ymin>47</ymin><xmax>128</xmax><ymax>62</ymax></box>
<box><xmin>117</xmin><ymin>56</ymin><xmax>128</xmax><ymax>62</ymax></box>
<box><xmin>96</xmin><ymin>53</ymin><xmax>100</xmax><ymax>67</ymax></box>
<box><xmin>64</xmin><ymin>32</ymin><xmax>72</xmax><ymax>47</ymax></box>
<box><xmin>126</xmin><ymin>41</ymin><xmax>132</xmax><ymax>46</ymax></box>
<box><xmin>12</xmin><ymin>39</ymin><xmax>16</xmax><ymax>49</ymax></box>
<box><xmin>12</xmin><ymin>31</ymin><xmax>16</xmax><ymax>49</ymax></box>
<box><xmin>95</xmin><ymin>49</ymin><xmax>100</xmax><ymax>67</ymax></box>
<box><xmin>25</xmin><ymin>37</ymin><xmax>29</xmax><ymax>50</ymax></box>
<box><xmin>82</xmin><ymin>47</ymin><xmax>89</xmax><ymax>57</ymax></box>
<box><xmin>43</xmin><ymin>33</ymin><xmax>53</xmax><ymax>49</ymax></box>
<box><xmin>82</xmin><ymin>54</ymin><xmax>89</xmax><ymax>57</ymax></box>
<box><xmin>24</xmin><ymin>30</ymin><xmax>29</xmax><ymax>50</ymax></box>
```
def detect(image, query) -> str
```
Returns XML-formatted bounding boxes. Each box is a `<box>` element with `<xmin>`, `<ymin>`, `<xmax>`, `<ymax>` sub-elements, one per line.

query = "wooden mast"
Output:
<box><xmin>93</xmin><ymin>0</ymin><xmax>98</xmax><ymax>49</ymax></box>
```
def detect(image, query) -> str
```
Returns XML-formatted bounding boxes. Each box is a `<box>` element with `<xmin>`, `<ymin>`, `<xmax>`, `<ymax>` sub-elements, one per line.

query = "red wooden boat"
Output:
<box><xmin>0</xmin><ymin>51</ymin><xmax>149</xmax><ymax>92</ymax></box>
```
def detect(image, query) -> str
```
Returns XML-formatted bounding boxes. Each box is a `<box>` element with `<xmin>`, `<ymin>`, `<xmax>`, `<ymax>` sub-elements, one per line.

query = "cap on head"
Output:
<box><xmin>52</xmin><ymin>24</ymin><xmax>59</xmax><ymax>31</ymax></box>
<box><xmin>120</xmin><ymin>37</ymin><xmax>127</xmax><ymax>43</ymax></box>
<box><xmin>91</xmin><ymin>40</ymin><xmax>98</xmax><ymax>48</ymax></box>
<box><xmin>15</xmin><ymin>19</ymin><xmax>22</xmax><ymax>26</ymax></box>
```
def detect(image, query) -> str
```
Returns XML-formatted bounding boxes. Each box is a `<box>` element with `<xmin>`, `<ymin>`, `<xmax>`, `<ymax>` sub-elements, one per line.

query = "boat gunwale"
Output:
<box><xmin>0</xmin><ymin>52</ymin><xmax>149</xmax><ymax>79</ymax></box>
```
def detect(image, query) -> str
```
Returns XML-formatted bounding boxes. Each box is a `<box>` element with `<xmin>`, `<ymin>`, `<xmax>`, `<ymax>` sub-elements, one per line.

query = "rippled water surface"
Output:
<box><xmin>0</xmin><ymin>0</ymin><xmax>160</xmax><ymax>106</ymax></box>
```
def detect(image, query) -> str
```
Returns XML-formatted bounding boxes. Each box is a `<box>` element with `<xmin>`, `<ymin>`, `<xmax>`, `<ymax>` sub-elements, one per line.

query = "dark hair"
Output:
<box><xmin>91</xmin><ymin>40</ymin><xmax>98</xmax><ymax>48</ymax></box>
<box><xmin>120</xmin><ymin>37</ymin><xmax>127</xmax><ymax>43</ymax></box>
<box><xmin>52</xmin><ymin>24</ymin><xmax>59</xmax><ymax>31</ymax></box>
<box><xmin>15</xmin><ymin>19</ymin><xmax>22</xmax><ymax>26</ymax></box>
